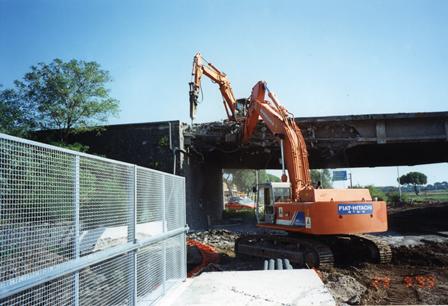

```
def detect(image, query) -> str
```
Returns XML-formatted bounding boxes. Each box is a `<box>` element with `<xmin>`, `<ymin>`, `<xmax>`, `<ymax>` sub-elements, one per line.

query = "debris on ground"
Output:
<box><xmin>186</xmin><ymin>202</ymin><xmax>448</xmax><ymax>304</ymax></box>
<box><xmin>320</xmin><ymin>270</ymin><xmax>367</xmax><ymax>304</ymax></box>
<box><xmin>188</xmin><ymin>229</ymin><xmax>241</xmax><ymax>256</ymax></box>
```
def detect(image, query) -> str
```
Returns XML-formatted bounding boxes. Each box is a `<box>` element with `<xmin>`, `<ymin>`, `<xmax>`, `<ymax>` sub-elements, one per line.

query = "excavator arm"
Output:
<box><xmin>242</xmin><ymin>81</ymin><xmax>312</xmax><ymax>201</ymax></box>
<box><xmin>188</xmin><ymin>53</ymin><xmax>312</xmax><ymax>201</ymax></box>
<box><xmin>189</xmin><ymin>52</ymin><xmax>238</xmax><ymax>121</ymax></box>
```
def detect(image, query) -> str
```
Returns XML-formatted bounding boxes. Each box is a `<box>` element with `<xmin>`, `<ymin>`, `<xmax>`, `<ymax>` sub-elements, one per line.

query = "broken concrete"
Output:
<box><xmin>322</xmin><ymin>271</ymin><xmax>367</xmax><ymax>304</ymax></box>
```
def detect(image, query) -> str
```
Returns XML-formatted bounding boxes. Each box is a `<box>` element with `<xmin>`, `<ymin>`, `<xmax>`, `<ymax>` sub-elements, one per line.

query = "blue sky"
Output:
<box><xmin>1</xmin><ymin>0</ymin><xmax>447</xmax><ymax>185</ymax></box>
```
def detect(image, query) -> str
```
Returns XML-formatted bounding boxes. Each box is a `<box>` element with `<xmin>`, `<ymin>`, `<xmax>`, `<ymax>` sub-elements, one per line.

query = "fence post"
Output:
<box><xmin>74</xmin><ymin>156</ymin><xmax>80</xmax><ymax>306</ymax></box>
<box><xmin>162</xmin><ymin>175</ymin><xmax>167</xmax><ymax>295</ymax></box>
<box><xmin>128</xmin><ymin>165</ymin><xmax>137</xmax><ymax>305</ymax></box>
<box><xmin>183</xmin><ymin>179</ymin><xmax>187</xmax><ymax>281</ymax></box>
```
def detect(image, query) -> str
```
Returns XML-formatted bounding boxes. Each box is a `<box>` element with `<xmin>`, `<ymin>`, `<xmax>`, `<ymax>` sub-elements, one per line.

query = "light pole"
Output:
<box><xmin>397</xmin><ymin>166</ymin><xmax>402</xmax><ymax>201</ymax></box>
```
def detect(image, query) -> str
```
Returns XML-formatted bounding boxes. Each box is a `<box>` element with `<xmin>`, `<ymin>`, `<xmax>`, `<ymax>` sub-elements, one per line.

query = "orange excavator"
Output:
<box><xmin>189</xmin><ymin>52</ymin><xmax>391</xmax><ymax>267</ymax></box>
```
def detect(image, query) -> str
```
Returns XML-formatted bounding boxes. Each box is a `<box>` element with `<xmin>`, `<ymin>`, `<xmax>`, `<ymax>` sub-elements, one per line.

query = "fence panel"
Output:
<box><xmin>0</xmin><ymin>133</ymin><xmax>187</xmax><ymax>306</ymax></box>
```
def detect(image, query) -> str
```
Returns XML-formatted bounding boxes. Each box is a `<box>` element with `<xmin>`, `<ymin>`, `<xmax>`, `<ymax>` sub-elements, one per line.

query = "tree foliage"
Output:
<box><xmin>223</xmin><ymin>169</ymin><xmax>280</xmax><ymax>194</ymax></box>
<box><xmin>365</xmin><ymin>185</ymin><xmax>386</xmax><ymax>201</ymax></box>
<box><xmin>386</xmin><ymin>191</ymin><xmax>408</xmax><ymax>205</ymax></box>
<box><xmin>1</xmin><ymin>59</ymin><xmax>119</xmax><ymax>141</ymax></box>
<box><xmin>0</xmin><ymin>86</ymin><xmax>35</xmax><ymax>136</ymax></box>
<box><xmin>266</xmin><ymin>173</ymin><xmax>281</xmax><ymax>183</ymax></box>
<box><xmin>399</xmin><ymin>171</ymin><xmax>427</xmax><ymax>195</ymax></box>
<box><xmin>223</xmin><ymin>169</ymin><xmax>334</xmax><ymax>193</ymax></box>
<box><xmin>310</xmin><ymin>169</ymin><xmax>333</xmax><ymax>188</ymax></box>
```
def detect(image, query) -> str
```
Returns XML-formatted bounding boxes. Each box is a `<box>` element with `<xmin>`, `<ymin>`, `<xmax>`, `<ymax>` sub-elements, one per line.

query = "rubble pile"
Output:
<box><xmin>188</xmin><ymin>229</ymin><xmax>240</xmax><ymax>255</ymax></box>
<box><xmin>321</xmin><ymin>271</ymin><xmax>367</xmax><ymax>304</ymax></box>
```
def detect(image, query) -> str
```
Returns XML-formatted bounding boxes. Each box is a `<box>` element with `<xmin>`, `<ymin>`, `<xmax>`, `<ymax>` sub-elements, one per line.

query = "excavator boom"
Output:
<box><xmin>189</xmin><ymin>52</ymin><xmax>238</xmax><ymax>121</ymax></box>
<box><xmin>242</xmin><ymin>81</ymin><xmax>311</xmax><ymax>201</ymax></box>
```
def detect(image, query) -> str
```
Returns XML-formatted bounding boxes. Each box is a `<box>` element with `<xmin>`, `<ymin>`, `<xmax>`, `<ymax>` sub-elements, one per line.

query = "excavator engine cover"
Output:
<box><xmin>258</xmin><ymin>200</ymin><xmax>388</xmax><ymax>235</ymax></box>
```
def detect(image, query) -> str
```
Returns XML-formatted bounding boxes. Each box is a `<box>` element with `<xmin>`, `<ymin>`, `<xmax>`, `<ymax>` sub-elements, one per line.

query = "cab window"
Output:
<box><xmin>273</xmin><ymin>187</ymin><xmax>291</xmax><ymax>202</ymax></box>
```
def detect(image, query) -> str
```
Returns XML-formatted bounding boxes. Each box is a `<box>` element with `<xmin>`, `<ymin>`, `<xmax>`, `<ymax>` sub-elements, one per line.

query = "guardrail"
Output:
<box><xmin>0</xmin><ymin>133</ymin><xmax>187</xmax><ymax>305</ymax></box>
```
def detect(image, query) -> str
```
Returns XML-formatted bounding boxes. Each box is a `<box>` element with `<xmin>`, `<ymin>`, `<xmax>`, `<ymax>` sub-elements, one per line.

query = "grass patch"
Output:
<box><xmin>222</xmin><ymin>209</ymin><xmax>256</xmax><ymax>221</ymax></box>
<box><xmin>404</xmin><ymin>190</ymin><xmax>448</xmax><ymax>203</ymax></box>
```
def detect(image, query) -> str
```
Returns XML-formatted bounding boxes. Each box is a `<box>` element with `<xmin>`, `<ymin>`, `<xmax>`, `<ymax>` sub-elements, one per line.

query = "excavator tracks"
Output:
<box><xmin>235</xmin><ymin>233</ymin><xmax>392</xmax><ymax>268</ymax></box>
<box><xmin>235</xmin><ymin>234</ymin><xmax>334</xmax><ymax>268</ymax></box>
<box><xmin>350</xmin><ymin>234</ymin><xmax>393</xmax><ymax>264</ymax></box>
<box><xmin>321</xmin><ymin>234</ymin><xmax>392</xmax><ymax>265</ymax></box>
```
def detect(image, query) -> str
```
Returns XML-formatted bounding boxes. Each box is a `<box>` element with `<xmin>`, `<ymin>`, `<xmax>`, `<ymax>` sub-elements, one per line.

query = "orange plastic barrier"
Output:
<box><xmin>187</xmin><ymin>239</ymin><xmax>220</xmax><ymax>277</ymax></box>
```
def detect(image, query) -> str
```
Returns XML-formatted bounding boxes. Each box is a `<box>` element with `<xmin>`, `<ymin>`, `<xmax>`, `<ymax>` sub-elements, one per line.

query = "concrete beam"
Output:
<box><xmin>190</xmin><ymin>111</ymin><xmax>448</xmax><ymax>169</ymax></box>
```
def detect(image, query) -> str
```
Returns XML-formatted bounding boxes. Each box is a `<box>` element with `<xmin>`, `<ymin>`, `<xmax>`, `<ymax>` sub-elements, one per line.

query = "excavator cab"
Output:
<box><xmin>256</xmin><ymin>182</ymin><xmax>291</xmax><ymax>224</ymax></box>
<box><xmin>235</xmin><ymin>98</ymin><xmax>249</xmax><ymax>118</ymax></box>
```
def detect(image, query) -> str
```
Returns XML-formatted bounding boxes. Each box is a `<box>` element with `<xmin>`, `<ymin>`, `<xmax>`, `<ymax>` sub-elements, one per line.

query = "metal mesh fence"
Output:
<box><xmin>0</xmin><ymin>137</ymin><xmax>75</xmax><ymax>283</ymax></box>
<box><xmin>0</xmin><ymin>133</ymin><xmax>186</xmax><ymax>305</ymax></box>
<box><xmin>165</xmin><ymin>176</ymin><xmax>186</xmax><ymax>232</ymax></box>
<box><xmin>136</xmin><ymin>168</ymin><xmax>164</xmax><ymax>240</ymax></box>
<box><xmin>79</xmin><ymin>253</ymin><xmax>131</xmax><ymax>306</ymax></box>
<box><xmin>79</xmin><ymin>157</ymin><xmax>134</xmax><ymax>255</ymax></box>
<box><xmin>137</xmin><ymin>242</ymin><xmax>164</xmax><ymax>304</ymax></box>
<box><xmin>0</xmin><ymin>274</ymin><xmax>75</xmax><ymax>306</ymax></box>
<box><xmin>165</xmin><ymin>234</ymin><xmax>186</xmax><ymax>290</ymax></box>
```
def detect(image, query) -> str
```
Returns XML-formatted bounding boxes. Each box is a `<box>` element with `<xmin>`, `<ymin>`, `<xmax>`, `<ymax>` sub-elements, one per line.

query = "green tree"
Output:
<box><xmin>310</xmin><ymin>169</ymin><xmax>333</xmax><ymax>188</ymax></box>
<box><xmin>223</xmin><ymin>171</ymin><xmax>235</xmax><ymax>196</ymax></box>
<box><xmin>13</xmin><ymin>58</ymin><xmax>119</xmax><ymax>141</ymax></box>
<box><xmin>365</xmin><ymin>185</ymin><xmax>386</xmax><ymax>201</ymax></box>
<box><xmin>386</xmin><ymin>191</ymin><xmax>408</xmax><ymax>205</ymax></box>
<box><xmin>399</xmin><ymin>171</ymin><xmax>427</xmax><ymax>195</ymax></box>
<box><xmin>266</xmin><ymin>173</ymin><xmax>281</xmax><ymax>183</ymax></box>
<box><xmin>0</xmin><ymin>86</ymin><xmax>35</xmax><ymax>136</ymax></box>
<box><xmin>222</xmin><ymin>169</ymin><xmax>280</xmax><ymax>194</ymax></box>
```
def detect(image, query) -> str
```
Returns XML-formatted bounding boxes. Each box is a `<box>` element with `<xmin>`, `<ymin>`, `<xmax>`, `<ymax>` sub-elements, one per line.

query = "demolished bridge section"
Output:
<box><xmin>189</xmin><ymin>111</ymin><xmax>448</xmax><ymax>169</ymax></box>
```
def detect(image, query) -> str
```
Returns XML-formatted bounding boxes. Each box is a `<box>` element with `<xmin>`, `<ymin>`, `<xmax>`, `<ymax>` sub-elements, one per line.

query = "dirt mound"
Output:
<box><xmin>389</xmin><ymin>202</ymin><xmax>448</xmax><ymax>233</ymax></box>
<box><xmin>392</xmin><ymin>241</ymin><xmax>448</xmax><ymax>266</ymax></box>
<box><xmin>318</xmin><ymin>262</ymin><xmax>448</xmax><ymax>305</ymax></box>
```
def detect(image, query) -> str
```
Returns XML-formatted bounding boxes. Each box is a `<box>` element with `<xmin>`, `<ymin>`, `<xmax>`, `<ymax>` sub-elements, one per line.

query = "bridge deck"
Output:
<box><xmin>190</xmin><ymin>111</ymin><xmax>448</xmax><ymax>168</ymax></box>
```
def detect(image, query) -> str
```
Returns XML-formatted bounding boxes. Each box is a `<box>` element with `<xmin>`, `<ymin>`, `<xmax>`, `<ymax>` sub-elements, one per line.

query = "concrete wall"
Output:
<box><xmin>184</xmin><ymin>160</ymin><xmax>223</xmax><ymax>229</ymax></box>
<box><xmin>37</xmin><ymin>121</ymin><xmax>183</xmax><ymax>173</ymax></box>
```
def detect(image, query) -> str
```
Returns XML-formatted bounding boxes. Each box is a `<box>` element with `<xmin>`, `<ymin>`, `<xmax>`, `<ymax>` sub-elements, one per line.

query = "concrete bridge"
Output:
<box><xmin>191</xmin><ymin>111</ymin><xmax>448</xmax><ymax>169</ymax></box>
<box><xmin>38</xmin><ymin>111</ymin><xmax>448</xmax><ymax>228</ymax></box>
